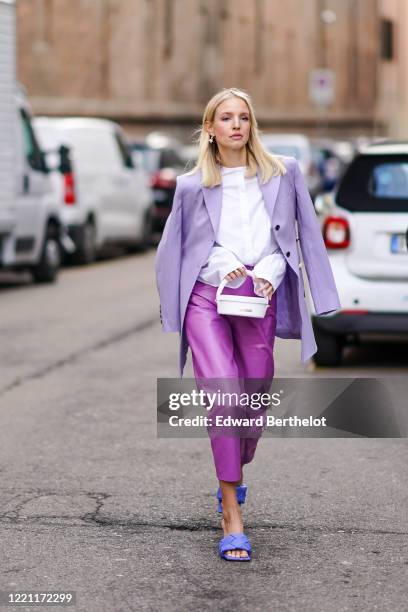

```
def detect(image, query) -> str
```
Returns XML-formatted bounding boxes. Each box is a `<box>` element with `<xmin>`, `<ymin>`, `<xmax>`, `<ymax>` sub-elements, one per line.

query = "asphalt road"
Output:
<box><xmin>0</xmin><ymin>251</ymin><xmax>407</xmax><ymax>612</ymax></box>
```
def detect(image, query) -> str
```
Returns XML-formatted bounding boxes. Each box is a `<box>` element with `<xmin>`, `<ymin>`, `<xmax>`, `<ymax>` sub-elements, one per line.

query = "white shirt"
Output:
<box><xmin>197</xmin><ymin>165</ymin><xmax>287</xmax><ymax>295</ymax></box>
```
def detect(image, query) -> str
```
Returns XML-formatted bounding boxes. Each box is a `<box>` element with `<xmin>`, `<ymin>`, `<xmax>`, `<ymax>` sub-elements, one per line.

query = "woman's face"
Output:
<box><xmin>206</xmin><ymin>96</ymin><xmax>251</xmax><ymax>152</ymax></box>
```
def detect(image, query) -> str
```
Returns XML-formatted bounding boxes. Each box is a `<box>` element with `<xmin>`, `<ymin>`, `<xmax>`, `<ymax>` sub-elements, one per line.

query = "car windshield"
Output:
<box><xmin>336</xmin><ymin>154</ymin><xmax>408</xmax><ymax>212</ymax></box>
<box><xmin>138</xmin><ymin>148</ymin><xmax>160</xmax><ymax>173</ymax></box>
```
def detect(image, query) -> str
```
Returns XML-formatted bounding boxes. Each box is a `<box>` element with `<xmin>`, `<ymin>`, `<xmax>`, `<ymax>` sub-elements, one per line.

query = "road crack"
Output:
<box><xmin>1</xmin><ymin>488</ymin><xmax>407</xmax><ymax>537</ymax></box>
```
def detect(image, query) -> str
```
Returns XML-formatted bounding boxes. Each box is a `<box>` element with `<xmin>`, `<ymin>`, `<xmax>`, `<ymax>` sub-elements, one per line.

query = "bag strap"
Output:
<box><xmin>216</xmin><ymin>269</ymin><xmax>267</xmax><ymax>303</ymax></box>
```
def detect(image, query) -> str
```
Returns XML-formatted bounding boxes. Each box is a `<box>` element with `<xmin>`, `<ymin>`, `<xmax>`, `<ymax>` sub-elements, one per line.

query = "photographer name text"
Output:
<box><xmin>167</xmin><ymin>415</ymin><xmax>327</xmax><ymax>427</ymax></box>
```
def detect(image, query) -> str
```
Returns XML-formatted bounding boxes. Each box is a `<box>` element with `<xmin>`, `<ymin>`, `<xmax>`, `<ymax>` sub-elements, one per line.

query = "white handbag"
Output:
<box><xmin>216</xmin><ymin>269</ymin><xmax>270</xmax><ymax>318</ymax></box>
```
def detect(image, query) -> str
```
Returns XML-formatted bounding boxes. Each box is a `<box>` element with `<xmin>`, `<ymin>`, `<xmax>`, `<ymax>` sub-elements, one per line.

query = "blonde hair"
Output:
<box><xmin>186</xmin><ymin>87</ymin><xmax>287</xmax><ymax>187</ymax></box>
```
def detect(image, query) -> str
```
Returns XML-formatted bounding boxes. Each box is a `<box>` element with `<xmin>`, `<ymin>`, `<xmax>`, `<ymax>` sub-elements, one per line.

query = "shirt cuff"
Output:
<box><xmin>198</xmin><ymin>245</ymin><xmax>246</xmax><ymax>287</ymax></box>
<box><xmin>253</xmin><ymin>253</ymin><xmax>287</xmax><ymax>295</ymax></box>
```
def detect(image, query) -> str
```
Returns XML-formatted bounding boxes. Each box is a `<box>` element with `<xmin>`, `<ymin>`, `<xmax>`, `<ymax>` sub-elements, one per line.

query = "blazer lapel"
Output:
<box><xmin>201</xmin><ymin>182</ymin><xmax>222</xmax><ymax>237</ymax></box>
<box><xmin>201</xmin><ymin>167</ymin><xmax>281</xmax><ymax>237</ymax></box>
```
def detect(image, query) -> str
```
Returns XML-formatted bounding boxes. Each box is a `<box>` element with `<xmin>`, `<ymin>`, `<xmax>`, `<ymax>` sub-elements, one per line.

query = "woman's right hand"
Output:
<box><xmin>224</xmin><ymin>267</ymin><xmax>247</xmax><ymax>282</ymax></box>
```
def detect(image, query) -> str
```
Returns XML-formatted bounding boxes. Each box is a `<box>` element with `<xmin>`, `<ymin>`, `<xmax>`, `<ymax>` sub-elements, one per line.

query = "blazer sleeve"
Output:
<box><xmin>293</xmin><ymin>159</ymin><xmax>341</xmax><ymax>315</ymax></box>
<box><xmin>155</xmin><ymin>176</ymin><xmax>183</xmax><ymax>332</ymax></box>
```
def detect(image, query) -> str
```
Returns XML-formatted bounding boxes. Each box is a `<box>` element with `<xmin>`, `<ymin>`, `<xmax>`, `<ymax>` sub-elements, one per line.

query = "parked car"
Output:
<box><xmin>0</xmin><ymin>0</ymin><xmax>71</xmax><ymax>283</ymax></box>
<box><xmin>33</xmin><ymin>117</ymin><xmax>154</xmax><ymax>264</ymax></box>
<box><xmin>311</xmin><ymin>141</ymin><xmax>346</xmax><ymax>192</ymax></box>
<box><xmin>130</xmin><ymin>133</ymin><xmax>186</xmax><ymax>233</ymax></box>
<box><xmin>261</xmin><ymin>133</ymin><xmax>323</xmax><ymax>200</ymax></box>
<box><xmin>311</xmin><ymin>140</ymin><xmax>408</xmax><ymax>365</ymax></box>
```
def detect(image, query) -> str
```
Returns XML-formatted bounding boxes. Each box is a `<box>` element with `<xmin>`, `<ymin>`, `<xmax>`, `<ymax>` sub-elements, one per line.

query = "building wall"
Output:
<box><xmin>16</xmin><ymin>0</ymin><xmax>382</xmax><ymax>139</ymax></box>
<box><xmin>376</xmin><ymin>0</ymin><xmax>408</xmax><ymax>137</ymax></box>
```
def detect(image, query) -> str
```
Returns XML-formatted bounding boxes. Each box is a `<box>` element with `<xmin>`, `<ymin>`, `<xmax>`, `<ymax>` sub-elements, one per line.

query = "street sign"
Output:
<box><xmin>309</xmin><ymin>69</ymin><xmax>335</xmax><ymax>107</ymax></box>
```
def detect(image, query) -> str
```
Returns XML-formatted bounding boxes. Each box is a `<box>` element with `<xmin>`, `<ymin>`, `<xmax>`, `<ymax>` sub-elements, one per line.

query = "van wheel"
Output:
<box><xmin>71</xmin><ymin>221</ymin><xmax>96</xmax><ymax>265</ymax></box>
<box><xmin>312</xmin><ymin>327</ymin><xmax>343</xmax><ymax>367</ymax></box>
<box><xmin>31</xmin><ymin>225</ymin><xmax>61</xmax><ymax>283</ymax></box>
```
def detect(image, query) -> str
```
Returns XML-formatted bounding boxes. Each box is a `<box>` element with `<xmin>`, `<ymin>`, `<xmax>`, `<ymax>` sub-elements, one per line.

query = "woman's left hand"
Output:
<box><xmin>253</xmin><ymin>277</ymin><xmax>274</xmax><ymax>299</ymax></box>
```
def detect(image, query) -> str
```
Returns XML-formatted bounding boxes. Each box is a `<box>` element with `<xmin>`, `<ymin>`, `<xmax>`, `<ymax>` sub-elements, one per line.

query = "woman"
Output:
<box><xmin>155</xmin><ymin>88</ymin><xmax>340</xmax><ymax>561</ymax></box>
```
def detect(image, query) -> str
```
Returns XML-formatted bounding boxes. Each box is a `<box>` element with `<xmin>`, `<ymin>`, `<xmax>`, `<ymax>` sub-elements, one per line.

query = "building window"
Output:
<box><xmin>380</xmin><ymin>18</ymin><xmax>394</xmax><ymax>61</ymax></box>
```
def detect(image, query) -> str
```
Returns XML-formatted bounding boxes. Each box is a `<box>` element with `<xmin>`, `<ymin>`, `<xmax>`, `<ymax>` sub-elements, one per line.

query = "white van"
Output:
<box><xmin>33</xmin><ymin>117</ymin><xmax>154</xmax><ymax>264</ymax></box>
<box><xmin>0</xmin><ymin>0</ymin><xmax>70</xmax><ymax>282</ymax></box>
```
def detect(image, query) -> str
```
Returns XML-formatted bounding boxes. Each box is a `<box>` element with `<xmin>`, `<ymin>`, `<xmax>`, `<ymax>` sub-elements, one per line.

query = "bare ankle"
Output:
<box><xmin>222</xmin><ymin>503</ymin><xmax>242</xmax><ymax>522</ymax></box>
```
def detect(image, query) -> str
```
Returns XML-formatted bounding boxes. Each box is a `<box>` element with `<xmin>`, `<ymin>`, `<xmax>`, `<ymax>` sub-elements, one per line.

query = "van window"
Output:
<box><xmin>336</xmin><ymin>154</ymin><xmax>408</xmax><ymax>213</ymax></box>
<box><xmin>20</xmin><ymin>110</ymin><xmax>48</xmax><ymax>173</ymax></box>
<box><xmin>114</xmin><ymin>132</ymin><xmax>134</xmax><ymax>169</ymax></box>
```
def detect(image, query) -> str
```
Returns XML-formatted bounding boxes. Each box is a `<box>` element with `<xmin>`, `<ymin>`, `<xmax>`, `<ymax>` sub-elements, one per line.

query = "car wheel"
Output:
<box><xmin>71</xmin><ymin>221</ymin><xmax>96</xmax><ymax>265</ymax></box>
<box><xmin>31</xmin><ymin>225</ymin><xmax>61</xmax><ymax>283</ymax></box>
<box><xmin>312</xmin><ymin>327</ymin><xmax>343</xmax><ymax>367</ymax></box>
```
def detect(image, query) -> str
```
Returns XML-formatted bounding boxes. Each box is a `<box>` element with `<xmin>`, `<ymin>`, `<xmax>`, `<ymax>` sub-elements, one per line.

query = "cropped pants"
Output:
<box><xmin>184</xmin><ymin>270</ymin><xmax>277</xmax><ymax>482</ymax></box>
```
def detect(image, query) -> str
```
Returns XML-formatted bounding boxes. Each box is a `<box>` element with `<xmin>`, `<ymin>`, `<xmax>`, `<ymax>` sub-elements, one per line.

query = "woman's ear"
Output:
<box><xmin>204</xmin><ymin>119</ymin><xmax>212</xmax><ymax>136</ymax></box>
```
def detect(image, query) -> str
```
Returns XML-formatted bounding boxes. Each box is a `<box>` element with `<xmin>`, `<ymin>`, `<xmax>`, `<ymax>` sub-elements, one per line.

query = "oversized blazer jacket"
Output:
<box><xmin>155</xmin><ymin>156</ymin><xmax>341</xmax><ymax>378</ymax></box>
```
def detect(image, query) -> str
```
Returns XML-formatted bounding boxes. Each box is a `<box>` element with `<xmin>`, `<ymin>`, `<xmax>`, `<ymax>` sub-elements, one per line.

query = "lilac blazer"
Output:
<box><xmin>155</xmin><ymin>156</ymin><xmax>341</xmax><ymax>377</ymax></box>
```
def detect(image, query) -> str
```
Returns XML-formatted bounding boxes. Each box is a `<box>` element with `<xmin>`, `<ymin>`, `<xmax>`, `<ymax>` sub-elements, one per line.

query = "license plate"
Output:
<box><xmin>390</xmin><ymin>234</ymin><xmax>408</xmax><ymax>254</ymax></box>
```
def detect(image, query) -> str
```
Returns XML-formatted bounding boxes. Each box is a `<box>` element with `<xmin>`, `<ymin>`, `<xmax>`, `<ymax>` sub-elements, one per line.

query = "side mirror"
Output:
<box><xmin>41</xmin><ymin>144</ymin><xmax>72</xmax><ymax>173</ymax></box>
<box><xmin>58</xmin><ymin>145</ymin><xmax>72</xmax><ymax>174</ymax></box>
<box><xmin>39</xmin><ymin>150</ymin><xmax>49</xmax><ymax>173</ymax></box>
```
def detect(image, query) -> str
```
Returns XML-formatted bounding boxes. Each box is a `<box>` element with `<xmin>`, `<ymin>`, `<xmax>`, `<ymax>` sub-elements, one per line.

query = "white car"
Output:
<box><xmin>33</xmin><ymin>117</ymin><xmax>154</xmax><ymax>264</ymax></box>
<box><xmin>261</xmin><ymin>133</ymin><xmax>322</xmax><ymax>199</ymax></box>
<box><xmin>312</xmin><ymin>141</ymin><xmax>408</xmax><ymax>365</ymax></box>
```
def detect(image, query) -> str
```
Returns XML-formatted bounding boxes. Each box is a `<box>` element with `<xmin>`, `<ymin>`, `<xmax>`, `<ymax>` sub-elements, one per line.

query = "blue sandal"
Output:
<box><xmin>219</xmin><ymin>532</ymin><xmax>252</xmax><ymax>561</ymax></box>
<box><xmin>216</xmin><ymin>484</ymin><xmax>247</xmax><ymax>513</ymax></box>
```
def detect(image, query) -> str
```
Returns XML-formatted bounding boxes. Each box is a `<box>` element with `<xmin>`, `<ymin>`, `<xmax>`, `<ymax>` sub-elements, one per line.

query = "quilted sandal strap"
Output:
<box><xmin>219</xmin><ymin>533</ymin><xmax>252</xmax><ymax>555</ymax></box>
<box><xmin>236</xmin><ymin>484</ymin><xmax>247</xmax><ymax>504</ymax></box>
<box><xmin>217</xmin><ymin>484</ymin><xmax>247</xmax><ymax>504</ymax></box>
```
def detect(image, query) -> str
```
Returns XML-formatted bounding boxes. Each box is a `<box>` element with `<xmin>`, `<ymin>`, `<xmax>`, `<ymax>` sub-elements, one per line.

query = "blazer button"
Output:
<box><xmin>286</xmin><ymin>251</ymin><xmax>290</xmax><ymax>257</ymax></box>
<box><xmin>275</xmin><ymin>224</ymin><xmax>280</xmax><ymax>230</ymax></box>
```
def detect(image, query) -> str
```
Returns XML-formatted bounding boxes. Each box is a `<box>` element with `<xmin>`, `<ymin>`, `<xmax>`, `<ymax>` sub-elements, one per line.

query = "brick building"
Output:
<box><xmin>16</xmin><ymin>0</ymin><xmax>385</xmax><ymax>140</ymax></box>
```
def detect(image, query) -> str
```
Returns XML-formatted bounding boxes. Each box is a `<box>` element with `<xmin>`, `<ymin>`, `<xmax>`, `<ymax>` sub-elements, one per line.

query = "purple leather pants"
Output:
<box><xmin>184</xmin><ymin>270</ymin><xmax>277</xmax><ymax>482</ymax></box>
